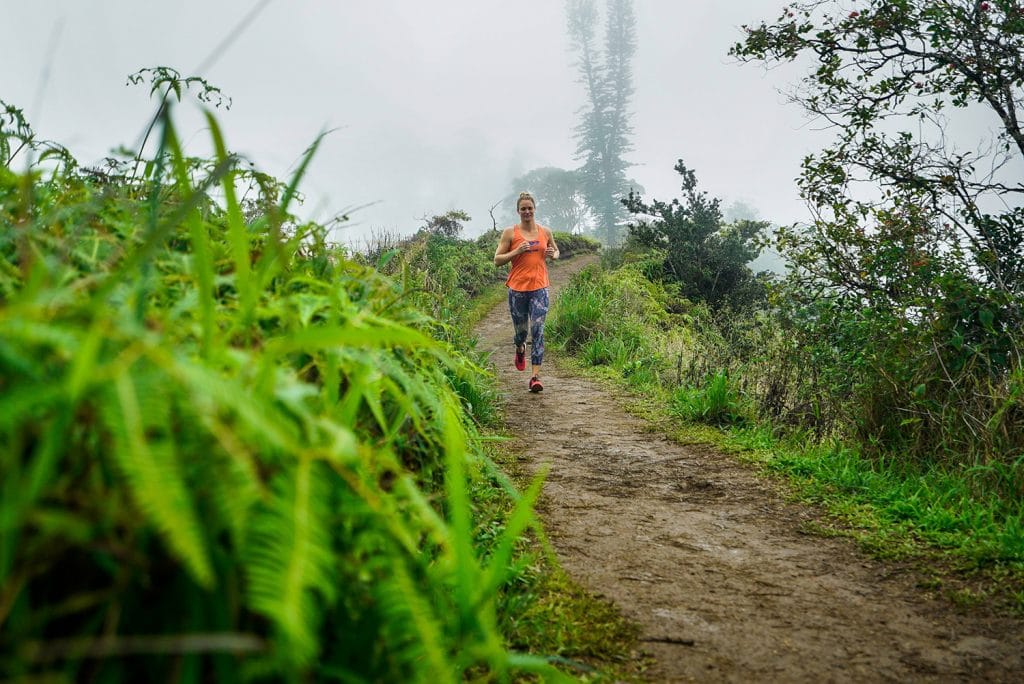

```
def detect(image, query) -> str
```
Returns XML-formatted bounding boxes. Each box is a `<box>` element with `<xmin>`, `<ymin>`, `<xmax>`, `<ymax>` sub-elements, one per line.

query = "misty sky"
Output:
<box><xmin>6</xmin><ymin>1</ymin><xmax>832</xmax><ymax>246</ymax></box>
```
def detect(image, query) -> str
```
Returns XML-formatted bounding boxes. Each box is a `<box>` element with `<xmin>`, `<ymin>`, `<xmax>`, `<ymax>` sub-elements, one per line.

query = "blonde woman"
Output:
<box><xmin>494</xmin><ymin>192</ymin><xmax>560</xmax><ymax>392</ymax></box>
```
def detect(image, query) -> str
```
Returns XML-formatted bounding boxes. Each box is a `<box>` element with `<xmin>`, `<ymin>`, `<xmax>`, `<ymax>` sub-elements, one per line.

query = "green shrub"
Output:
<box><xmin>548</xmin><ymin>264</ymin><xmax>690</xmax><ymax>397</ymax></box>
<box><xmin>623</xmin><ymin>160</ymin><xmax>769</xmax><ymax>309</ymax></box>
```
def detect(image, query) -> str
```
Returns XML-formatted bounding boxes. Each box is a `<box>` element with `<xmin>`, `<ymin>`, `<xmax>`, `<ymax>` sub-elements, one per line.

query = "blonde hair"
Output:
<box><xmin>516</xmin><ymin>191</ymin><xmax>536</xmax><ymax>210</ymax></box>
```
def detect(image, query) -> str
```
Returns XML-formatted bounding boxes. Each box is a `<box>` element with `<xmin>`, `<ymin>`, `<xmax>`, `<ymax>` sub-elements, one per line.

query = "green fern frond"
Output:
<box><xmin>155</xmin><ymin>347</ymin><xmax>303</xmax><ymax>454</ymax></box>
<box><xmin>439</xmin><ymin>399</ymin><xmax>477</xmax><ymax>619</ymax></box>
<box><xmin>245</xmin><ymin>457</ymin><xmax>336</xmax><ymax>666</ymax></box>
<box><xmin>103</xmin><ymin>364</ymin><xmax>214</xmax><ymax>588</ymax></box>
<box><xmin>192</xmin><ymin>412</ymin><xmax>265</xmax><ymax>547</ymax></box>
<box><xmin>371</xmin><ymin>555</ymin><xmax>454</xmax><ymax>682</ymax></box>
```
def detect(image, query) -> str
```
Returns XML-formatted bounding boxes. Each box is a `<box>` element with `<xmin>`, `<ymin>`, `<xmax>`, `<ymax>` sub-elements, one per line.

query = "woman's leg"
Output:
<box><xmin>528</xmin><ymin>288</ymin><xmax>550</xmax><ymax>375</ymax></box>
<box><xmin>508</xmin><ymin>289</ymin><xmax>530</xmax><ymax>351</ymax></box>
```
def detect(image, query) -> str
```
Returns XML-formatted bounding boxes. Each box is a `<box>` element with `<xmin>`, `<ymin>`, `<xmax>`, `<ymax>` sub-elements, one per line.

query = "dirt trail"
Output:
<box><xmin>475</xmin><ymin>255</ymin><xmax>1024</xmax><ymax>683</ymax></box>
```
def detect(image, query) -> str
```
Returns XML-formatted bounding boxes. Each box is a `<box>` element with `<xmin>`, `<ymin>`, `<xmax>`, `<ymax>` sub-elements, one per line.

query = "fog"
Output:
<box><xmin>7</xmin><ymin>1</ymin><xmax>841</xmax><ymax>246</ymax></box>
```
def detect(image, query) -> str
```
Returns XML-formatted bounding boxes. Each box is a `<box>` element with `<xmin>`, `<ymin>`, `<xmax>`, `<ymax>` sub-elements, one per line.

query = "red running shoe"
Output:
<box><xmin>529</xmin><ymin>376</ymin><xmax>543</xmax><ymax>393</ymax></box>
<box><xmin>514</xmin><ymin>346</ymin><xmax>526</xmax><ymax>371</ymax></box>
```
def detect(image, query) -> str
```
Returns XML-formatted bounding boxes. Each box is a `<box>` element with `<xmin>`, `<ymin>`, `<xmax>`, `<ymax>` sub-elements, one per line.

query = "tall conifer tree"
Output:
<box><xmin>566</xmin><ymin>0</ymin><xmax>637</xmax><ymax>246</ymax></box>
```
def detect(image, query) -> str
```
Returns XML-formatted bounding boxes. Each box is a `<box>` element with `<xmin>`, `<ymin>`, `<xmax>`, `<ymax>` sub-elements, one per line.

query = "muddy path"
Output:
<box><xmin>475</xmin><ymin>255</ymin><xmax>1024</xmax><ymax>683</ymax></box>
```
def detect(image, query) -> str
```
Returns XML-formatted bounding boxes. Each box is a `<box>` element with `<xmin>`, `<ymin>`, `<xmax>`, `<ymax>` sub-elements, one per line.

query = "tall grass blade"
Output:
<box><xmin>479</xmin><ymin>465</ymin><xmax>547</xmax><ymax>602</ymax></box>
<box><xmin>441</xmin><ymin>399</ymin><xmax>476</xmax><ymax>627</ymax></box>
<box><xmin>204</xmin><ymin>111</ymin><xmax>254</xmax><ymax>323</ymax></box>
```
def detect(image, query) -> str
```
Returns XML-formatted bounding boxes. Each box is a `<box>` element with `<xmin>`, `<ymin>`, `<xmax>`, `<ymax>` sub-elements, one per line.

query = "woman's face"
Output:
<box><xmin>517</xmin><ymin>200</ymin><xmax>535</xmax><ymax>221</ymax></box>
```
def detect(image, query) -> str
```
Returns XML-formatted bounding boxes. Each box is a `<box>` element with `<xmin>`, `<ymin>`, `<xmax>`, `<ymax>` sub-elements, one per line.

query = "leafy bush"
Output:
<box><xmin>623</xmin><ymin>160</ymin><xmax>770</xmax><ymax>309</ymax></box>
<box><xmin>547</xmin><ymin>264</ymin><xmax>692</xmax><ymax>395</ymax></box>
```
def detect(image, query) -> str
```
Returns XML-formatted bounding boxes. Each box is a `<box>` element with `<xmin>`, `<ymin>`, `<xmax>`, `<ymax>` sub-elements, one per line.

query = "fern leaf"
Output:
<box><xmin>245</xmin><ymin>457</ymin><xmax>336</xmax><ymax>666</ymax></box>
<box><xmin>104</xmin><ymin>365</ymin><xmax>214</xmax><ymax>588</ymax></box>
<box><xmin>373</xmin><ymin>555</ymin><xmax>453</xmax><ymax>682</ymax></box>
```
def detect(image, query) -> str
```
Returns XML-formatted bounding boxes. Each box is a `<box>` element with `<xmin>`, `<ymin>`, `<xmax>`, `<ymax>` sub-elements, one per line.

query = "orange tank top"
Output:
<box><xmin>506</xmin><ymin>224</ymin><xmax>550</xmax><ymax>291</ymax></box>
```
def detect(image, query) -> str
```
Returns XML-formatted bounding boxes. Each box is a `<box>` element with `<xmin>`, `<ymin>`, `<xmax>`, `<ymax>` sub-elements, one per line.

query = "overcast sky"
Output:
<box><xmin>6</xmin><ymin>1</ymin><xmax>832</xmax><ymax>246</ymax></box>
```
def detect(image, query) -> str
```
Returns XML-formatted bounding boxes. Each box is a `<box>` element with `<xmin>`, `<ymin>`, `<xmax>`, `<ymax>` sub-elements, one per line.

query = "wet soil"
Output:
<box><xmin>475</xmin><ymin>255</ymin><xmax>1024</xmax><ymax>683</ymax></box>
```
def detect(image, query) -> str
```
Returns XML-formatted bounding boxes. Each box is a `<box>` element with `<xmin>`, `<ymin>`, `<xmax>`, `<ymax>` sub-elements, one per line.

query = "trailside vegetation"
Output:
<box><xmin>622</xmin><ymin>160</ymin><xmax>771</xmax><ymax>309</ymax></box>
<box><xmin>0</xmin><ymin>75</ymin><xmax>585</xmax><ymax>680</ymax></box>
<box><xmin>730</xmin><ymin>0</ymin><xmax>1023</xmax><ymax>463</ymax></box>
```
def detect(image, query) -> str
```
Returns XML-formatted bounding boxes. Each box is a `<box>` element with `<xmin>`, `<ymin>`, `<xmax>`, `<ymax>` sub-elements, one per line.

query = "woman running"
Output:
<box><xmin>493</xmin><ymin>191</ymin><xmax>560</xmax><ymax>392</ymax></box>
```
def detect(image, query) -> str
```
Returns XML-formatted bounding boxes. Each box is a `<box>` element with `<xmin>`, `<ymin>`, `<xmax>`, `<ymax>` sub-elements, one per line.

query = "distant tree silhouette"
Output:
<box><xmin>566</xmin><ymin>0</ymin><xmax>637</xmax><ymax>246</ymax></box>
<box><xmin>506</xmin><ymin>167</ymin><xmax>591</xmax><ymax>234</ymax></box>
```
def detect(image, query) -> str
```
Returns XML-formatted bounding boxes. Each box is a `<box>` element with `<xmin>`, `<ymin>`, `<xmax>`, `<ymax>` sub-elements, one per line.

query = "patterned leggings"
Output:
<box><xmin>508</xmin><ymin>287</ymin><xmax>550</xmax><ymax>367</ymax></box>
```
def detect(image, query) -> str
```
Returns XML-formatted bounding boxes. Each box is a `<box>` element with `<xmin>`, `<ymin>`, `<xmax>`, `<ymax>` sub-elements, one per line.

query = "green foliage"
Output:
<box><xmin>753</xmin><ymin>439</ymin><xmax>1024</xmax><ymax>569</ymax></box>
<box><xmin>0</xmin><ymin>99</ymin><xmax>76</xmax><ymax>170</ymax></box>
<box><xmin>0</xmin><ymin>89</ymin><xmax>572</xmax><ymax>681</ymax></box>
<box><xmin>547</xmin><ymin>264</ymin><xmax>690</xmax><ymax>396</ymax></box>
<box><xmin>671</xmin><ymin>370</ymin><xmax>746</xmax><ymax>426</ymax></box>
<box><xmin>420</xmin><ymin>209</ymin><xmax>470</xmax><ymax>238</ymax></box>
<box><xmin>127</xmin><ymin>66</ymin><xmax>232</xmax><ymax>109</ymax></box>
<box><xmin>731</xmin><ymin>0</ymin><xmax>1024</xmax><ymax>464</ymax></box>
<box><xmin>360</xmin><ymin>225</ymin><xmax>505</xmax><ymax>340</ymax></box>
<box><xmin>623</xmin><ymin>160</ymin><xmax>770</xmax><ymax>309</ymax></box>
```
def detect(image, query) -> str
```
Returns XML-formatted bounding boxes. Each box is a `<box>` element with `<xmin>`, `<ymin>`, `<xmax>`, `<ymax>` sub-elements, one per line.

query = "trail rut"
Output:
<box><xmin>475</xmin><ymin>255</ymin><xmax>1024</xmax><ymax>683</ymax></box>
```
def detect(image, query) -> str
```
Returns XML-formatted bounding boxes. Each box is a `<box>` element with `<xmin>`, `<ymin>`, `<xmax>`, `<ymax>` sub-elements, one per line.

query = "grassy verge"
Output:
<box><xmin>0</xmin><ymin>74</ymin><xmax>603</xmax><ymax>680</ymax></box>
